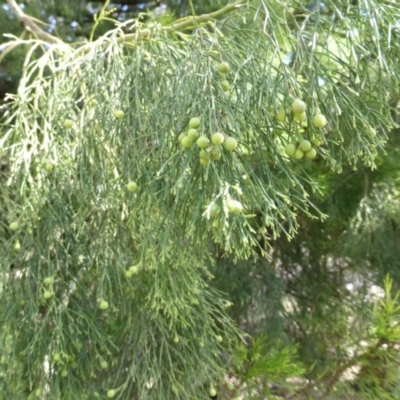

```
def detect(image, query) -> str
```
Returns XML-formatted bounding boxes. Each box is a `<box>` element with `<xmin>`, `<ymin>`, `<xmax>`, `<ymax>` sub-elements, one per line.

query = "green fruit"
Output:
<box><xmin>125</xmin><ymin>270</ymin><xmax>133</xmax><ymax>278</ymax></box>
<box><xmin>182</xmin><ymin>136</ymin><xmax>193</xmax><ymax>149</ymax></box>
<box><xmin>64</xmin><ymin>158</ymin><xmax>72</xmax><ymax>167</ymax></box>
<box><xmin>211</xmin><ymin>132</ymin><xmax>225</xmax><ymax>145</ymax></box>
<box><xmin>197</xmin><ymin>136</ymin><xmax>210</xmax><ymax>149</ymax></box>
<box><xmin>129</xmin><ymin>265</ymin><xmax>139</xmax><ymax>274</ymax></box>
<box><xmin>294</xmin><ymin>111</ymin><xmax>307</xmax><ymax>122</ymax></box>
<box><xmin>99</xmin><ymin>300</ymin><xmax>109</xmax><ymax>310</ymax></box>
<box><xmin>187</xmin><ymin>129</ymin><xmax>199</xmax><ymax>141</ymax></box>
<box><xmin>210</xmin><ymin>204</ymin><xmax>220</xmax><ymax>217</ymax></box>
<box><xmin>199</xmin><ymin>149</ymin><xmax>210</xmax><ymax>160</ymax></box>
<box><xmin>44</xmin><ymin>291</ymin><xmax>53</xmax><ymax>300</ymax></box>
<box><xmin>209</xmin><ymin>147</ymin><xmax>222</xmax><ymax>161</ymax></box>
<box><xmin>113</xmin><ymin>110</ymin><xmax>125</xmax><ymax>119</ymax></box>
<box><xmin>63</xmin><ymin>119</ymin><xmax>74</xmax><ymax>129</ymax></box>
<box><xmin>311</xmin><ymin>137</ymin><xmax>322</xmax><ymax>147</ymax></box>
<box><xmin>200</xmin><ymin>158</ymin><xmax>210</xmax><ymax>166</ymax></box>
<box><xmin>53</xmin><ymin>353</ymin><xmax>61</xmax><ymax>362</ymax></box>
<box><xmin>284</xmin><ymin>143</ymin><xmax>296</xmax><ymax>157</ymax></box>
<box><xmin>221</xmin><ymin>80</ymin><xmax>230</xmax><ymax>92</ymax></box>
<box><xmin>178</xmin><ymin>133</ymin><xmax>186</xmax><ymax>143</ymax></box>
<box><xmin>126</xmin><ymin>181</ymin><xmax>138</xmax><ymax>193</ymax></box>
<box><xmin>45</xmin><ymin>161</ymin><xmax>54</xmax><ymax>172</ymax></box>
<box><xmin>173</xmin><ymin>335</ymin><xmax>179</xmax><ymax>343</ymax></box>
<box><xmin>189</xmin><ymin>117</ymin><xmax>201</xmax><ymax>129</ymax></box>
<box><xmin>224</xmin><ymin>137</ymin><xmax>238</xmax><ymax>152</ymax></box>
<box><xmin>9</xmin><ymin>221</ymin><xmax>19</xmax><ymax>231</ymax></box>
<box><xmin>14</xmin><ymin>241</ymin><xmax>21</xmax><ymax>251</ymax></box>
<box><xmin>292</xmin><ymin>99</ymin><xmax>306</xmax><ymax>114</ymax></box>
<box><xmin>294</xmin><ymin>149</ymin><xmax>304</xmax><ymax>160</ymax></box>
<box><xmin>44</xmin><ymin>276</ymin><xmax>53</xmax><ymax>285</ymax></box>
<box><xmin>215</xmin><ymin>335</ymin><xmax>223</xmax><ymax>343</ymax></box>
<box><xmin>305</xmin><ymin>148</ymin><xmax>317</xmax><ymax>159</ymax></box>
<box><xmin>209</xmin><ymin>387</ymin><xmax>217</xmax><ymax>397</ymax></box>
<box><xmin>313</xmin><ymin>113</ymin><xmax>327</xmax><ymax>128</ymax></box>
<box><xmin>35</xmin><ymin>389</ymin><xmax>42</xmax><ymax>397</ymax></box>
<box><xmin>218</xmin><ymin>61</ymin><xmax>230</xmax><ymax>74</ymax></box>
<box><xmin>226</xmin><ymin>200</ymin><xmax>243</xmax><ymax>214</ymax></box>
<box><xmin>299</xmin><ymin>140</ymin><xmax>312</xmax><ymax>152</ymax></box>
<box><xmin>100</xmin><ymin>360</ymin><xmax>108</xmax><ymax>370</ymax></box>
<box><xmin>61</xmin><ymin>368</ymin><xmax>68</xmax><ymax>377</ymax></box>
<box><xmin>107</xmin><ymin>390</ymin><xmax>116</xmax><ymax>398</ymax></box>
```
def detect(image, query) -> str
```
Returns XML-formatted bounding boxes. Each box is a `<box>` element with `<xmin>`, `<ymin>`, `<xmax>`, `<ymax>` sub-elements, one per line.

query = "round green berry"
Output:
<box><xmin>224</xmin><ymin>137</ymin><xmax>238</xmax><ymax>152</ymax></box>
<box><xmin>209</xmin><ymin>387</ymin><xmax>217</xmax><ymax>397</ymax></box>
<box><xmin>299</xmin><ymin>140</ymin><xmax>312</xmax><ymax>152</ymax></box>
<box><xmin>305</xmin><ymin>148</ymin><xmax>317</xmax><ymax>159</ymax></box>
<box><xmin>9</xmin><ymin>221</ymin><xmax>19</xmax><ymax>231</ymax></box>
<box><xmin>126</xmin><ymin>181</ymin><xmax>138</xmax><ymax>193</ymax></box>
<box><xmin>99</xmin><ymin>300</ymin><xmax>109</xmax><ymax>310</ymax></box>
<box><xmin>313</xmin><ymin>113</ymin><xmax>327</xmax><ymax>128</ymax></box>
<box><xmin>285</xmin><ymin>143</ymin><xmax>296</xmax><ymax>157</ymax></box>
<box><xmin>209</xmin><ymin>147</ymin><xmax>222</xmax><ymax>161</ymax></box>
<box><xmin>107</xmin><ymin>389</ymin><xmax>116</xmax><ymax>398</ymax></box>
<box><xmin>181</xmin><ymin>136</ymin><xmax>193</xmax><ymax>149</ymax></box>
<box><xmin>187</xmin><ymin>129</ymin><xmax>199</xmax><ymax>141</ymax></box>
<box><xmin>63</xmin><ymin>119</ymin><xmax>74</xmax><ymax>129</ymax></box>
<box><xmin>294</xmin><ymin>149</ymin><xmax>304</xmax><ymax>160</ymax></box>
<box><xmin>218</xmin><ymin>61</ymin><xmax>230</xmax><ymax>74</ymax></box>
<box><xmin>197</xmin><ymin>136</ymin><xmax>210</xmax><ymax>149</ymax></box>
<box><xmin>211</xmin><ymin>132</ymin><xmax>225</xmax><ymax>145</ymax></box>
<box><xmin>113</xmin><ymin>110</ymin><xmax>125</xmax><ymax>119</ymax></box>
<box><xmin>221</xmin><ymin>80</ymin><xmax>230</xmax><ymax>92</ymax></box>
<box><xmin>189</xmin><ymin>117</ymin><xmax>201</xmax><ymax>129</ymax></box>
<box><xmin>226</xmin><ymin>200</ymin><xmax>243</xmax><ymax>214</ymax></box>
<box><xmin>292</xmin><ymin>99</ymin><xmax>306</xmax><ymax>114</ymax></box>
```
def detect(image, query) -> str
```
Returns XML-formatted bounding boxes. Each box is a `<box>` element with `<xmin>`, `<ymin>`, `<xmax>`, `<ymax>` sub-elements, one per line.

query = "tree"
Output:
<box><xmin>1</xmin><ymin>0</ymin><xmax>400</xmax><ymax>398</ymax></box>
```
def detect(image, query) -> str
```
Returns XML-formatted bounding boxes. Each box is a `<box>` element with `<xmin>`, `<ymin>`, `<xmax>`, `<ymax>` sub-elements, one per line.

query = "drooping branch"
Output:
<box><xmin>6</xmin><ymin>0</ymin><xmax>65</xmax><ymax>45</ymax></box>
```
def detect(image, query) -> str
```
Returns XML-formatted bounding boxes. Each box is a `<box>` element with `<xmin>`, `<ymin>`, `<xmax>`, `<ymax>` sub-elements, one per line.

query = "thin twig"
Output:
<box><xmin>6</xmin><ymin>0</ymin><xmax>66</xmax><ymax>46</ymax></box>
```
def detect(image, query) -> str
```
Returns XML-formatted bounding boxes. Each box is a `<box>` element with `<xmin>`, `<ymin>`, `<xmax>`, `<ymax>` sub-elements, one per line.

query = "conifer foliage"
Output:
<box><xmin>1</xmin><ymin>0</ymin><xmax>400</xmax><ymax>398</ymax></box>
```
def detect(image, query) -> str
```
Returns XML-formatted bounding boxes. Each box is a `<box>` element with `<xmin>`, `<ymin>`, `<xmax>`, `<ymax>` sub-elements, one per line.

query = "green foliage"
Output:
<box><xmin>1</xmin><ymin>0</ymin><xmax>400</xmax><ymax>398</ymax></box>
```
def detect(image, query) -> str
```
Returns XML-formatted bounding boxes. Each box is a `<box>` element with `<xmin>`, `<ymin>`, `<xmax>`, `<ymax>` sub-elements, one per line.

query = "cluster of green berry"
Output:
<box><xmin>218</xmin><ymin>61</ymin><xmax>231</xmax><ymax>92</ymax></box>
<box><xmin>178</xmin><ymin>116</ymin><xmax>238</xmax><ymax>166</ymax></box>
<box><xmin>283</xmin><ymin>98</ymin><xmax>327</xmax><ymax>160</ymax></box>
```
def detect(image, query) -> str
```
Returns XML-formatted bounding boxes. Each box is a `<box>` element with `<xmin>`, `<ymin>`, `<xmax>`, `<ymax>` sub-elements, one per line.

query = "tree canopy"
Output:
<box><xmin>1</xmin><ymin>0</ymin><xmax>400</xmax><ymax>399</ymax></box>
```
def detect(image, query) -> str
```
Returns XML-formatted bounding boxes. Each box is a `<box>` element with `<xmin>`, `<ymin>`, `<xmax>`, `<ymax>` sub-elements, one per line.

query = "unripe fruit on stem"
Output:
<box><xmin>211</xmin><ymin>132</ymin><xmax>225</xmax><ymax>145</ymax></box>
<box><xmin>61</xmin><ymin>369</ymin><xmax>68</xmax><ymax>377</ymax></box>
<box><xmin>285</xmin><ymin>143</ymin><xmax>296</xmax><ymax>157</ymax></box>
<box><xmin>294</xmin><ymin>111</ymin><xmax>307</xmax><ymax>122</ymax></box>
<box><xmin>107</xmin><ymin>390</ymin><xmax>116</xmax><ymax>398</ymax></box>
<box><xmin>129</xmin><ymin>265</ymin><xmax>139</xmax><ymax>274</ymax></box>
<box><xmin>173</xmin><ymin>335</ymin><xmax>179</xmax><ymax>343</ymax></box>
<box><xmin>45</xmin><ymin>162</ymin><xmax>54</xmax><ymax>172</ymax></box>
<box><xmin>9</xmin><ymin>221</ymin><xmax>19</xmax><ymax>231</ymax></box>
<box><xmin>221</xmin><ymin>80</ymin><xmax>230</xmax><ymax>92</ymax></box>
<box><xmin>99</xmin><ymin>300</ymin><xmax>109</xmax><ymax>310</ymax></box>
<box><xmin>226</xmin><ymin>200</ymin><xmax>243</xmax><ymax>214</ymax></box>
<box><xmin>311</xmin><ymin>137</ymin><xmax>322</xmax><ymax>147</ymax></box>
<box><xmin>197</xmin><ymin>136</ymin><xmax>210</xmax><ymax>148</ymax></box>
<box><xmin>181</xmin><ymin>136</ymin><xmax>193</xmax><ymax>149</ymax></box>
<box><xmin>313</xmin><ymin>113</ymin><xmax>327</xmax><ymax>128</ymax></box>
<box><xmin>44</xmin><ymin>291</ymin><xmax>53</xmax><ymax>300</ymax></box>
<box><xmin>126</xmin><ymin>181</ymin><xmax>138</xmax><ymax>193</ymax></box>
<box><xmin>210</xmin><ymin>147</ymin><xmax>222</xmax><ymax>161</ymax></box>
<box><xmin>294</xmin><ymin>149</ymin><xmax>304</xmax><ymax>160</ymax></box>
<box><xmin>187</xmin><ymin>129</ymin><xmax>199</xmax><ymax>141</ymax></box>
<box><xmin>306</xmin><ymin>148</ymin><xmax>317</xmax><ymax>159</ymax></box>
<box><xmin>299</xmin><ymin>140</ymin><xmax>312</xmax><ymax>152</ymax></box>
<box><xmin>189</xmin><ymin>117</ymin><xmax>201</xmax><ymax>129</ymax></box>
<box><xmin>113</xmin><ymin>110</ymin><xmax>125</xmax><ymax>119</ymax></box>
<box><xmin>210</xmin><ymin>204</ymin><xmax>220</xmax><ymax>217</ymax></box>
<box><xmin>199</xmin><ymin>149</ymin><xmax>210</xmax><ymax>160</ymax></box>
<box><xmin>215</xmin><ymin>335</ymin><xmax>223</xmax><ymax>343</ymax></box>
<box><xmin>200</xmin><ymin>158</ymin><xmax>210</xmax><ymax>166</ymax></box>
<box><xmin>218</xmin><ymin>61</ymin><xmax>230</xmax><ymax>74</ymax></box>
<box><xmin>100</xmin><ymin>360</ymin><xmax>108</xmax><ymax>370</ymax></box>
<box><xmin>209</xmin><ymin>387</ymin><xmax>217</xmax><ymax>397</ymax></box>
<box><xmin>53</xmin><ymin>353</ymin><xmax>61</xmax><ymax>362</ymax></box>
<box><xmin>224</xmin><ymin>137</ymin><xmax>238</xmax><ymax>152</ymax></box>
<box><xmin>292</xmin><ymin>99</ymin><xmax>306</xmax><ymax>114</ymax></box>
<box><xmin>14</xmin><ymin>241</ymin><xmax>21</xmax><ymax>251</ymax></box>
<box><xmin>63</xmin><ymin>119</ymin><xmax>74</xmax><ymax>129</ymax></box>
<box><xmin>178</xmin><ymin>133</ymin><xmax>186</xmax><ymax>143</ymax></box>
<box><xmin>44</xmin><ymin>276</ymin><xmax>53</xmax><ymax>285</ymax></box>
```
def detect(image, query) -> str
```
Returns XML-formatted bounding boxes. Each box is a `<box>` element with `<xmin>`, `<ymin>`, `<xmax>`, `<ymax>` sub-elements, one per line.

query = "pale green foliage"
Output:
<box><xmin>1</xmin><ymin>0</ymin><xmax>400</xmax><ymax>398</ymax></box>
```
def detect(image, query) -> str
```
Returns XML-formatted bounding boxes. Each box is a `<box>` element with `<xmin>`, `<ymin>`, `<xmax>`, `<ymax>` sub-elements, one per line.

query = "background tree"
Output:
<box><xmin>1</xmin><ymin>0</ymin><xmax>400</xmax><ymax>399</ymax></box>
